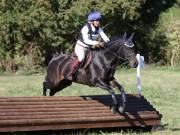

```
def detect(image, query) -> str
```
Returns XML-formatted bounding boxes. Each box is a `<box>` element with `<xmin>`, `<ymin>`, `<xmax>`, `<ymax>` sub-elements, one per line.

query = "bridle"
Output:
<box><xmin>107</xmin><ymin>39</ymin><xmax>135</xmax><ymax>61</ymax></box>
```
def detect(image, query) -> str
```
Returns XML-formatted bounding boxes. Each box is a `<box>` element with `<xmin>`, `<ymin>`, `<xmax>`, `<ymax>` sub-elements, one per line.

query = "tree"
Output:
<box><xmin>163</xmin><ymin>8</ymin><xmax>180</xmax><ymax>66</ymax></box>
<box><xmin>0</xmin><ymin>0</ymin><xmax>179</xmax><ymax>72</ymax></box>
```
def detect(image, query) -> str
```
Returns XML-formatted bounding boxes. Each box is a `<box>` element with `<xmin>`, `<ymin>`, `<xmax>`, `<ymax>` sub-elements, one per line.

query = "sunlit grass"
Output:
<box><xmin>0</xmin><ymin>66</ymin><xmax>180</xmax><ymax>135</ymax></box>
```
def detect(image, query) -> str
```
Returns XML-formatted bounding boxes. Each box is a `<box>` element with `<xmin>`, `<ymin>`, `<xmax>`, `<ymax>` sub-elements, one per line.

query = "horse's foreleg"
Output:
<box><xmin>109</xmin><ymin>78</ymin><xmax>126</xmax><ymax>113</ymax></box>
<box><xmin>96</xmin><ymin>80</ymin><xmax>117</xmax><ymax>114</ymax></box>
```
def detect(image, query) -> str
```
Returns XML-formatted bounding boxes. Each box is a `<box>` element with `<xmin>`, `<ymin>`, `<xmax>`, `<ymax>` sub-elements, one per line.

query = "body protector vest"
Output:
<box><xmin>78</xmin><ymin>23</ymin><xmax>100</xmax><ymax>45</ymax></box>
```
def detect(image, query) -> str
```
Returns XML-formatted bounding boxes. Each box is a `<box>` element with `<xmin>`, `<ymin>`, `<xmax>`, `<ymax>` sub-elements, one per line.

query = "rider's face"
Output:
<box><xmin>93</xmin><ymin>20</ymin><xmax>100</xmax><ymax>27</ymax></box>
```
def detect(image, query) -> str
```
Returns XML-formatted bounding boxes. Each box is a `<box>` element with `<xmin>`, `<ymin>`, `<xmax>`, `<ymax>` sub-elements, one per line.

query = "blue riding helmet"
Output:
<box><xmin>88</xmin><ymin>11</ymin><xmax>102</xmax><ymax>21</ymax></box>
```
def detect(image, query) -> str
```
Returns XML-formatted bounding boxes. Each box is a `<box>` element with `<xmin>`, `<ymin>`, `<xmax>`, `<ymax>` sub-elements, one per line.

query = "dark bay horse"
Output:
<box><xmin>43</xmin><ymin>33</ymin><xmax>138</xmax><ymax>113</ymax></box>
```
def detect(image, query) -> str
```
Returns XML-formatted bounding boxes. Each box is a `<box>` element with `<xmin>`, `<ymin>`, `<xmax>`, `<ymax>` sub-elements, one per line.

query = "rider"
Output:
<box><xmin>67</xmin><ymin>11</ymin><xmax>110</xmax><ymax>80</ymax></box>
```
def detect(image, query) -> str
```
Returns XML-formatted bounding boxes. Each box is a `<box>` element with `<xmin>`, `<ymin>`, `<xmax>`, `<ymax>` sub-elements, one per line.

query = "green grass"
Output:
<box><xmin>0</xmin><ymin>66</ymin><xmax>180</xmax><ymax>135</ymax></box>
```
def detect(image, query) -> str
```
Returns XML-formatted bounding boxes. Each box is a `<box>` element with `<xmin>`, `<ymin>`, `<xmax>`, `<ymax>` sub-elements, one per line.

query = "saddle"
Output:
<box><xmin>71</xmin><ymin>50</ymin><xmax>92</xmax><ymax>69</ymax></box>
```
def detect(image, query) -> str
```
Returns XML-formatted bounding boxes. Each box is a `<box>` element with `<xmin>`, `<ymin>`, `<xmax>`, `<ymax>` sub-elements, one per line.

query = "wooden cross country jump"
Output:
<box><xmin>0</xmin><ymin>94</ymin><xmax>161</xmax><ymax>132</ymax></box>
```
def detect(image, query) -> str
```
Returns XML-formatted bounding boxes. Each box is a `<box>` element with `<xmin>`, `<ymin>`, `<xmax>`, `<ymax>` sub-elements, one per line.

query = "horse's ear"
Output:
<box><xmin>128</xmin><ymin>33</ymin><xmax>134</xmax><ymax>42</ymax></box>
<box><xmin>123</xmin><ymin>32</ymin><xmax>127</xmax><ymax>40</ymax></box>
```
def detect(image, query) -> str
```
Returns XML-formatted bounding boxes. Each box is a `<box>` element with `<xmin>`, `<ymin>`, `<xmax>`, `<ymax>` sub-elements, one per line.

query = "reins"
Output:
<box><xmin>106</xmin><ymin>39</ymin><xmax>135</xmax><ymax>61</ymax></box>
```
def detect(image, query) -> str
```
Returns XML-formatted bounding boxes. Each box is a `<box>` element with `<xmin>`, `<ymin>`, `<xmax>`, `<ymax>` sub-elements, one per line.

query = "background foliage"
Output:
<box><xmin>0</xmin><ymin>0</ymin><xmax>179</xmax><ymax>73</ymax></box>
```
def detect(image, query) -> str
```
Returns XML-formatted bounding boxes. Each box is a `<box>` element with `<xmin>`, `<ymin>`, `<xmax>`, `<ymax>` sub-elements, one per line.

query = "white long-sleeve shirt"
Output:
<box><xmin>77</xmin><ymin>24</ymin><xmax>110</xmax><ymax>47</ymax></box>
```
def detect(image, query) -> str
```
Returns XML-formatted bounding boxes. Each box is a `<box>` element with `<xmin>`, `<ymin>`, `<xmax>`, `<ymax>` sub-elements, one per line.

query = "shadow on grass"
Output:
<box><xmin>161</xmin><ymin>123</ymin><xmax>180</xmax><ymax>132</ymax></box>
<box><xmin>0</xmin><ymin>126</ymin><xmax>155</xmax><ymax>135</ymax></box>
<box><xmin>3</xmin><ymin>125</ymin><xmax>180</xmax><ymax>135</ymax></box>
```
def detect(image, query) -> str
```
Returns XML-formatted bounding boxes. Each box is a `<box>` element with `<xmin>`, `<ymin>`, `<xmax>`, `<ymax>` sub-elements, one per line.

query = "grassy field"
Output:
<box><xmin>0</xmin><ymin>66</ymin><xmax>180</xmax><ymax>135</ymax></box>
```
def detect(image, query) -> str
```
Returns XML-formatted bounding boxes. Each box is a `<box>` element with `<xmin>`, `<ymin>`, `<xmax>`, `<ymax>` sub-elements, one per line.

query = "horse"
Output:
<box><xmin>43</xmin><ymin>33</ymin><xmax>138</xmax><ymax>113</ymax></box>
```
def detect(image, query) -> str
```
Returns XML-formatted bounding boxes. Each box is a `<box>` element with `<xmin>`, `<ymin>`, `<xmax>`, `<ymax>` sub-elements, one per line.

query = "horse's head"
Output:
<box><xmin>121</xmin><ymin>33</ymin><xmax>138</xmax><ymax>68</ymax></box>
<box><xmin>108</xmin><ymin>33</ymin><xmax>138</xmax><ymax>68</ymax></box>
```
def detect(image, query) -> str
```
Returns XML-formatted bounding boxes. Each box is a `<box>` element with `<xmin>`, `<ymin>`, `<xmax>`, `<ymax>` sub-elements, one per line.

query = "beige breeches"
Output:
<box><xmin>74</xmin><ymin>43</ymin><xmax>88</xmax><ymax>62</ymax></box>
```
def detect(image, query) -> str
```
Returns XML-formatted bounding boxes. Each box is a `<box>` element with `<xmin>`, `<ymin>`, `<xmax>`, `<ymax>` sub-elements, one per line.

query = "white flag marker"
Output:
<box><xmin>136</xmin><ymin>54</ymin><xmax>144</xmax><ymax>95</ymax></box>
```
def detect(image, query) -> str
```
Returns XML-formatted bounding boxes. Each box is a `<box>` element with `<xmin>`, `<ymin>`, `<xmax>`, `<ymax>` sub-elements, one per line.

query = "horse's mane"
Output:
<box><xmin>92</xmin><ymin>33</ymin><xmax>134</xmax><ymax>55</ymax></box>
<box><xmin>105</xmin><ymin>32</ymin><xmax>134</xmax><ymax>49</ymax></box>
<box><xmin>91</xmin><ymin>35</ymin><xmax>125</xmax><ymax>54</ymax></box>
<box><xmin>107</xmin><ymin>35</ymin><xmax>125</xmax><ymax>47</ymax></box>
<box><xmin>109</xmin><ymin>36</ymin><xmax>124</xmax><ymax>42</ymax></box>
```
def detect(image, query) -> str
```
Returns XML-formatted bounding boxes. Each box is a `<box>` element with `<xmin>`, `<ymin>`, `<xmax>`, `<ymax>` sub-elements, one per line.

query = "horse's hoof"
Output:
<box><xmin>111</xmin><ymin>106</ymin><xmax>117</xmax><ymax>114</ymax></box>
<box><xmin>42</xmin><ymin>92</ymin><xmax>46</xmax><ymax>96</ymax></box>
<box><xmin>118</xmin><ymin>106</ymin><xmax>125</xmax><ymax>114</ymax></box>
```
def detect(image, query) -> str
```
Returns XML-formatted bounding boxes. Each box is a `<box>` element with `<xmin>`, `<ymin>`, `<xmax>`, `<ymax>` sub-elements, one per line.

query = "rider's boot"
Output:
<box><xmin>66</xmin><ymin>58</ymin><xmax>80</xmax><ymax>80</ymax></box>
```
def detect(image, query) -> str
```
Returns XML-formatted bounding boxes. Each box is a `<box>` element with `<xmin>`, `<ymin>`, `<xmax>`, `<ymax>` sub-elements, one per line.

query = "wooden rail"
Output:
<box><xmin>0</xmin><ymin>94</ymin><xmax>162</xmax><ymax>132</ymax></box>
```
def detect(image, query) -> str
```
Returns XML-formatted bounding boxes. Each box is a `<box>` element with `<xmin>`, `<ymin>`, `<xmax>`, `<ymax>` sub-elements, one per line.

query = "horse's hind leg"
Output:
<box><xmin>43</xmin><ymin>76</ymin><xmax>50</xmax><ymax>96</ymax></box>
<box><xmin>49</xmin><ymin>79</ymin><xmax>72</xmax><ymax>96</ymax></box>
<box><xmin>49</xmin><ymin>87</ymin><xmax>59</xmax><ymax>96</ymax></box>
<box><xmin>43</xmin><ymin>82</ymin><xmax>47</xmax><ymax>96</ymax></box>
<box><xmin>43</xmin><ymin>81</ymin><xmax>47</xmax><ymax>96</ymax></box>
